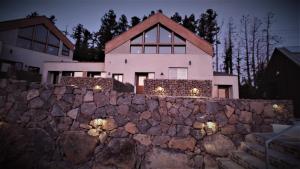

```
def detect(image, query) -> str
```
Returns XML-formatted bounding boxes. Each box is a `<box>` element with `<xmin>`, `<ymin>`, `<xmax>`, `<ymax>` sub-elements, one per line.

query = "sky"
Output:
<box><xmin>0</xmin><ymin>0</ymin><xmax>299</xmax><ymax>48</ymax></box>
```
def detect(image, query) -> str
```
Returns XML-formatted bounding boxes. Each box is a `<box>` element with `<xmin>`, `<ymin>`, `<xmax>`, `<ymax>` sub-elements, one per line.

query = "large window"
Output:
<box><xmin>168</xmin><ymin>67</ymin><xmax>188</xmax><ymax>80</ymax></box>
<box><xmin>16</xmin><ymin>24</ymin><xmax>62</xmax><ymax>56</ymax></box>
<box><xmin>130</xmin><ymin>24</ymin><xmax>186</xmax><ymax>54</ymax></box>
<box><xmin>113</xmin><ymin>74</ymin><xmax>123</xmax><ymax>82</ymax></box>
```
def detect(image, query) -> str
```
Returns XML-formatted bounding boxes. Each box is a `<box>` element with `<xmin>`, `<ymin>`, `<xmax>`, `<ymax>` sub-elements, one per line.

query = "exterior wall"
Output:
<box><xmin>42</xmin><ymin>62</ymin><xmax>105</xmax><ymax>83</ymax></box>
<box><xmin>144</xmin><ymin>79</ymin><xmax>212</xmax><ymax>97</ymax></box>
<box><xmin>105</xmin><ymin>41</ymin><xmax>213</xmax><ymax>87</ymax></box>
<box><xmin>212</xmin><ymin>75</ymin><xmax>239</xmax><ymax>99</ymax></box>
<box><xmin>0</xmin><ymin>29</ymin><xmax>18</xmax><ymax>45</ymax></box>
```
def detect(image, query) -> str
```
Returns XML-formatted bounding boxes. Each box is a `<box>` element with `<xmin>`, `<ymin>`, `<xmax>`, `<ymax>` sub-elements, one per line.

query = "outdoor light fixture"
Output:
<box><xmin>160</xmin><ymin>72</ymin><xmax>164</xmax><ymax>76</ymax></box>
<box><xmin>273</xmin><ymin>104</ymin><xmax>284</xmax><ymax>113</ymax></box>
<box><xmin>189</xmin><ymin>60</ymin><xmax>192</xmax><ymax>65</ymax></box>
<box><xmin>190</xmin><ymin>88</ymin><xmax>200</xmax><ymax>96</ymax></box>
<box><xmin>125</xmin><ymin>59</ymin><xmax>127</xmax><ymax>64</ymax></box>
<box><xmin>94</xmin><ymin>85</ymin><xmax>102</xmax><ymax>91</ymax></box>
<box><xmin>205</xmin><ymin>121</ymin><xmax>217</xmax><ymax>135</ymax></box>
<box><xmin>155</xmin><ymin>86</ymin><xmax>165</xmax><ymax>95</ymax></box>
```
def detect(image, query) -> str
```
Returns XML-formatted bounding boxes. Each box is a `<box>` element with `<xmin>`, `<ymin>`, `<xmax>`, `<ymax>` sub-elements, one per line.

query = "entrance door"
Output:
<box><xmin>136</xmin><ymin>73</ymin><xmax>148</xmax><ymax>94</ymax></box>
<box><xmin>217</xmin><ymin>85</ymin><xmax>231</xmax><ymax>98</ymax></box>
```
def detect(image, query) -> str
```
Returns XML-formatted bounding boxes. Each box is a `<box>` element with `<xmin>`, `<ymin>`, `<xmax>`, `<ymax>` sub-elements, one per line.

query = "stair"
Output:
<box><xmin>217</xmin><ymin>133</ymin><xmax>300</xmax><ymax>169</ymax></box>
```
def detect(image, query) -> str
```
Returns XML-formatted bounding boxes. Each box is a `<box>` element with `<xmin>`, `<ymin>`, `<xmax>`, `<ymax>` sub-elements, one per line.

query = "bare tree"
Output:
<box><xmin>236</xmin><ymin>44</ymin><xmax>241</xmax><ymax>87</ymax></box>
<box><xmin>250</xmin><ymin>17</ymin><xmax>262</xmax><ymax>85</ymax></box>
<box><xmin>241</xmin><ymin>15</ymin><xmax>251</xmax><ymax>84</ymax></box>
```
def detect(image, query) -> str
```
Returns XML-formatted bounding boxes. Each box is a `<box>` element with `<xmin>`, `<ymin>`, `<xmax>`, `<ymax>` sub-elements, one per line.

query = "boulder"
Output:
<box><xmin>54</xmin><ymin>86</ymin><xmax>66</xmax><ymax>95</ymax></box>
<box><xmin>80</xmin><ymin>102</ymin><xmax>96</xmax><ymax>116</ymax></box>
<box><xmin>146</xmin><ymin>99</ymin><xmax>159</xmax><ymax>112</ymax></box>
<box><xmin>203</xmin><ymin>134</ymin><xmax>235</xmax><ymax>156</ymax></box>
<box><xmin>193</xmin><ymin>121</ymin><xmax>205</xmax><ymax>129</ymax></box>
<box><xmin>59</xmin><ymin>131</ymin><xmax>98</xmax><ymax>164</ymax></box>
<box><xmin>94</xmin><ymin>92</ymin><xmax>109</xmax><ymax>107</ymax></box>
<box><xmin>124</xmin><ymin>122</ymin><xmax>138</xmax><ymax>134</ymax></box>
<box><xmin>140</xmin><ymin>111</ymin><xmax>152</xmax><ymax>120</ymax></box>
<box><xmin>152</xmin><ymin>136</ymin><xmax>170</xmax><ymax>146</ymax></box>
<box><xmin>221</xmin><ymin>125</ymin><xmax>236</xmax><ymax>135</ymax></box>
<box><xmin>132</xmin><ymin>94</ymin><xmax>145</xmax><ymax>105</ymax></box>
<box><xmin>137</xmin><ymin>120</ymin><xmax>151</xmax><ymax>133</ymax></box>
<box><xmin>26</xmin><ymin>89</ymin><xmax>39</xmax><ymax>100</ymax></box>
<box><xmin>109</xmin><ymin>91</ymin><xmax>117</xmax><ymax>105</ymax></box>
<box><xmin>143</xmin><ymin>148</ymin><xmax>193</xmax><ymax>169</ymax></box>
<box><xmin>102</xmin><ymin>118</ymin><xmax>117</xmax><ymax>131</ymax></box>
<box><xmin>83</xmin><ymin>90</ymin><xmax>93</xmax><ymax>102</ymax></box>
<box><xmin>215</xmin><ymin>111</ymin><xmax>228</xmax><ymax>127</ymax></box>
<box><xmin>133</xmin><ymin>134</ymin><xmax>151</xmax><ymax>146</ymax></box>
<box><xmin>117</xmin><ymin>104</ymin><xmax>129</xmax><ymax>115</ymax></box>
<box><xmin>225</xmin><ymin>105</ymin><xmax>235</xmax><ymax>118</ymax></box>
<box><xmin>51</xmin><ymin>103</ymin><xmax>65</xmax><ymax>116</ymax></box>
<box><xmin>204</xmin><ymin>154</ymin><xmax>218</xmax><ymax>169</ymax></box>
<box><xmin>29</xmin><ymin>97</ymin><xmax>44</xmax><ymax>109</ymax></box>
<box><xmin>168</xmin><ymin>137</ymin><xmax>196</xmax><ymax>151</ymax></box>
<box><xmin>250</xmin><ymin>102</ymin><xmax>264</xmax><ymax>114</ymax></box>
<box><xmin>239</xmin><ymin>111</ymin><xmax>253</xmax><ymax>123</ymax></box>
<box><xmin>263</xmin><ymin>104</ymin><xmax>275</xmax><ymax>118</ymax></box>
<box><xmin>176</xmin><ymin>125</ymin><xmax>190</xmax><ymax>137</ymax></box>
<box><xmin>67</xmin><ymin>108</ymin><xmax>78</xmax><ymax>119</ymax></box>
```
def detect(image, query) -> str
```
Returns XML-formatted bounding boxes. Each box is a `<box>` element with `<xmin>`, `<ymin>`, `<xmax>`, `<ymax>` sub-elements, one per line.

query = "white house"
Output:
<box><xmin>38</xmin><ymin>13</ymin><xmax>238</xmax><ymax>98</ymax></box>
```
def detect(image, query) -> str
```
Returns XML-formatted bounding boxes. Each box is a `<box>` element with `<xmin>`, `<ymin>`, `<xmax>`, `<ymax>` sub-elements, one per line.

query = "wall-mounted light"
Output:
<box><xmin>155</xmin><ymin>86</ymin><xmax>165</xmax><ymax>95</ymax></box>
<box><xmin>205</xmin><ymin>121</ymin><xmax>217</xmax><ymax>135</ymax></box>
<box><xmin>190</xmin><ymin>88</ymin><xmax>200</xmax><ymax>96</ymax></box>
<box><xmin>189</xmin><ymin>60</ymin><xmax>192</xmax><ymax>65</ymax></box>
<box><xmin>108</xmin><ymin>72</ymin><xmax>111</xmax><ymax>76</ymax></box>
<box><xmin>94</xmin><ymin>85</ymin><xmax>102</xmax><ymax>91</ymax></box>
<box><xmin>160</xmin><ymin>72</ymin><xmax>164</xmax><ymax>76</ymax></box>
<box><xmin>125</xmin><ymin>59</ymin><xmax>127</xmax><ymax>64</ymax></box>
<box><xmin>273</xmin><ymin>104</ymin><xmax>284</xmax><ymax>113</ymax></box>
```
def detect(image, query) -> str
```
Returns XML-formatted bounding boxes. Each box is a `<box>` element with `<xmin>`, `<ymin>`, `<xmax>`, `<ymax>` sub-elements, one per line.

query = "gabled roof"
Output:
<box><xmin>275</xmin><ymin>47</ymin><xmax>300</xmax><ymax>67</ymax></box>
<box><xmin>0</xmin><ymin>16</ymin><xmax>74</xmax><ymax>49</ymax></box>
<box><xmin>105</xmin><ymin>13</ymin><xmax>213</xmax><ymax>56</ymax></box>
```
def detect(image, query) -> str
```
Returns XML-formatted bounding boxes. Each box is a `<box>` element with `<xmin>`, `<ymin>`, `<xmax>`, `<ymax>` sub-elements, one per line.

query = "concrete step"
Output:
<box><xmin>217</xmin><ymin>158</ymin><xmax>245</xmax><ymax>169</ymax></box>
<box><xmin>240</xmin><ymin>142</ymin><xmax>300</xmax><ymax>169</ymax></box>
<box><xmin>231</xmin><ymin>151</ymin><xmax>275</xmax><ymax>169</ymax></box>
<box><xmin>253</xmin><ymin>133</ymin><xmax>300</xmax><ymax>158</ymax></box>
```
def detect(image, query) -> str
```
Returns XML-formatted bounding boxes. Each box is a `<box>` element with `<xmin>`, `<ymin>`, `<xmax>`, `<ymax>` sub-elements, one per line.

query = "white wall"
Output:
<box><xmin>212</xmin><ymin>75</ymin><xmax>239</xmax><ymax>99</ymax></box>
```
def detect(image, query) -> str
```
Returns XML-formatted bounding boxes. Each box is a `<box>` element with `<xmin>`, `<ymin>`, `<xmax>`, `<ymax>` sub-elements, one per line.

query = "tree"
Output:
<box><xmin>130</xmin><ymin>16</ymin><xmax>141</xmax><ymax>27</ymax></box>
<box><xmin>171</xmin><ymin>12</ymin><xmax>182</xmax><ymax>24</ymax></box>
<box><xmin>223</xmin><ymin>19</ymin><xmax>234</xmax><ymax>74</ymax></box>
<box><xmin>182</xmin><ymin>14</ymin><xmax>196</xmax><ymax>33</ymax></box>
<box><xmin>48</xmin><ymin>15</ymin><xmax>56</xmax><ymax>23</ymax></box>
<box><xmin>250</xmin><ymin>17</ymin><xmax>262</xmax><ymax>85</ymax></box>
<box><xmin>116</xmin><ymin>14</ymin><xmax>129</xmax><ymax>35</ymax></box>
<box><xmin>71</xmin><ymin>24</ymin><xmax>84</xmax><ymax>61</ymax></box>
<box><xmin>26</xmin><ymin>11</ymin><xmax>39</xmax><ymax>18</ymax></box>
<box><xmin>241</xmin><ymin>15</ymin><xmax>251</xmax><ymax>84</ymax></box>
<box><xmin>97</xmin><ymin>10</ymin><xmax>118</xmax><ymax>62</ymax></box>
<box><xmin>197</xmin><ymin>9</ymin><xmax>220</xmax><ymax>44</ymax></box>
<box><xmin>236</xmin><ymin>44</ymin><xmax>241</xmax><ymax>87</ymax></box>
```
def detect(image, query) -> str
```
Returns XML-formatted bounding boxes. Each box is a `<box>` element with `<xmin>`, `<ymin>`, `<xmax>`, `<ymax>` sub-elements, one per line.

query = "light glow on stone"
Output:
<box><xmin>190</xmin><ymin>88</ymin><xmax>200</xmax><ymax>96</ymax></box>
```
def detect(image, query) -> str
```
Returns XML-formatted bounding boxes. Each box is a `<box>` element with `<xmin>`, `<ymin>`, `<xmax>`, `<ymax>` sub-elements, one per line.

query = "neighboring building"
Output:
<box><xmin>42</xmin><ymin>13</ymin><xmax>239</xmax><ymax>98</ymax></box>
<box><xmin>264</xmin><ymin>47</ymin><xmax>300</xmax><ymax>117</ymax></box>
<box><xmin>0</xmin><ymin>16</ymin><xmax>74</xmax><ymax>75</ymax></box>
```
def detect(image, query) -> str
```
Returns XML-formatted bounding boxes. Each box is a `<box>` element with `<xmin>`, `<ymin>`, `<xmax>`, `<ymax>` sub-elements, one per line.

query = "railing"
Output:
<box><xmin>265</xmin><ymin>119</ymin><xmax>300</xmax><ymax>169</ymax></box>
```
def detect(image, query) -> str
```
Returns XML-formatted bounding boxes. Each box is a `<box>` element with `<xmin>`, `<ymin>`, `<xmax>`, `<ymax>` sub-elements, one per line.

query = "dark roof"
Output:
<box><xmin>213</xmin><ymin>71</ymin><xmax>237</xmax><ymax>76</ymax></box>
<box><xmin>105</xmin><ymin>12</ymin><xmax>213</xmax><ymax>56</ymax></box>
<box><xmin>276</xmin><ymin>47</ymin><xmax>300</xmax><ymax>66</ymax></box>
<box><xmin>0</xmin><ymin>16</ymin><xmax>74</xmax><ymax>49</ymax></box>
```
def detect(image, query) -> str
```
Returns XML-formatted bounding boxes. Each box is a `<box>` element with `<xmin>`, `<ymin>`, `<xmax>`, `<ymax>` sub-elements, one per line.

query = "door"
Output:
<box><xmin>218</xmin><ymin>85</ymin><xmax>230</xmax><ymax>98</ymax></box>
<box><xmin>136</xmin><ymin>73</ymin><xmax>148</xmax><ymax>94</ymax></box>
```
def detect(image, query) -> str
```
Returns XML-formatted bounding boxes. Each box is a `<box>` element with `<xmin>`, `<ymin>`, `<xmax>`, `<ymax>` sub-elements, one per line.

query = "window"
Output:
<box><xmin>159</xmin><ymin>46</ymin><xmax>172</xmax><ymax>54</ymax></box>
<box><xmin>16</xmin><ymin>37</ymin><xmax>31</xmax><ymax>49</ymax></box>
<box><xmin>130</xmin><ymin>24</ymin><xmax>186</xmax><ymax>54</ymax></box>
<box><xmin>87</xmin><ymin>72</ymin><xmax>101</xmax><ymax>78</ymax></box>
<box><xmin>47</xmin><ymin>45</ymin><xmax>59</xmax><ymax>55</ymax></box>
<box><xmin>18</xmin><ymin>26</ymin><xmax>33</xmax><ymax>39</ymax></box>
<box><xmin>113</xmin><ymin>74</ymin><xmax>123</xmax><ymax>82</ymax></box>
<box><xmin>131</xmin><ymin>45</ymin><xmax>143</xmax><ymax>54</ymax></box>
<box><xmin>35</xmin><ymin>25</ymin><xmax>47</xmax><ymax>43</ymax></box>
<box><xmin>48</xmin><ymin>32</ymin><xmax>60</xmax><ymax>46</ymax></box>
<box><xmin>144</xmin><ymin>45</ymin><xmax>157</xmax><ymax>54</ymax></box>
<box><xmin>32</xmin><ymin>41</ymin><xmax>45</xmax><ymax>52</ymax></box>
<box><xmin>74</xmin><ymin>72</ymin><xmax>83</xmax><ymax>77</ymax></box>
<box><xmin>145</xmin><ymin>26</ymin><xmax>157</xmax><ymax>43</ymax></box>
<box><xmin>28</xmin><ymin>66</ymin><xmax>40</xmax><ymax>74</ymax></box>
<box><xmin>174</xmin><ymin>46</ymin><xmax>186</xmax><ymax>54</ymax></box>
<box><xmin>169</xmin><ymin>68</ymin><xmax>188</xmax><ymax>79</ymax></box>
<box><xmin>62</xmin><ymin>71</ymin><xmax>74</xmax><ymax>77</ymax></box>
<box><xmin>148</xmin><ymin>73</ymin><xmax>155</xmax><ymax>79</ymax></box>
<box><xmin>62</xmin><ymin>44</ymin><xmax>70</xmax><ymax>56</ymax></box>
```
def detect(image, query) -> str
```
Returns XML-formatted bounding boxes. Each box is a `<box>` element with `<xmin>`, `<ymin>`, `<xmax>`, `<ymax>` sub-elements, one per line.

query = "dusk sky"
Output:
<box><xmin>0</xmin><ymin>0</ymin><xmax>299</xmax><ymax>48</ymax></box>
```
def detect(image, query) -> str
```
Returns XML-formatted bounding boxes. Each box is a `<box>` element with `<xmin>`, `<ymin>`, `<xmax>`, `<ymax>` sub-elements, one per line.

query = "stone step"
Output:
<box><xmin>231</xmin><ymin>151</ymin><xmax>275</xmax><ymax>169</ymax></box>
<box><xmin>253</xmin><ymin>133</ymin><xmax>300</xmax><ymax>158</ymax></box>
<box><xmin>217</xmin><ymin>158</ymin><xmax>245</xmax><ymax>169</ymax></box>
<box><xmin>240</xmin><ymin>142</ymin><xmax>300</xmax><ymax>169</ymax></box>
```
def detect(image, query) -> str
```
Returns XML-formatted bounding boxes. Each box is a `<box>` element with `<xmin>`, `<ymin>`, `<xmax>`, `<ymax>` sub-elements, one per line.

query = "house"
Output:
<box><xmin>0</xmin><ymin>16</ymin><xmax>74</xmax><ymax>77</ymax></box>
<box><xmin>264</xmin><ymin>47</ymin><xmax>300</xmax><ymax>117</ymax></box>
<box><xmin>42</xmin><ymin>12</ymin><xmax>239</xmax><ymax>98</ymax></box>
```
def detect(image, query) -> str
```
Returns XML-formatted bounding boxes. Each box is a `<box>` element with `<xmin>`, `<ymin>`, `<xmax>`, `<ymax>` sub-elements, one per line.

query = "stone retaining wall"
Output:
<box><xmin>0</xmin><ymin>79</ymin><xmax>294</xmax><ymax>169</ymax></box>
<box><xmin>144</xmin><ymin>79</ymin><xmax>212</xmax><ymax>97</ymax></box>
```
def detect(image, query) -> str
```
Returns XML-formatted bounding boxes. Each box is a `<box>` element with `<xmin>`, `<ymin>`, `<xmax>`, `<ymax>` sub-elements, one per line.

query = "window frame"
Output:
<box><xmin>168</xmin><ymin>67</ymin><xmax>188</xmax><ymax>80</ymax></box>
<box><xmin>112</xmin><ymin>74</ymin><xmax>124</xmax><ymax>82</ymax></box>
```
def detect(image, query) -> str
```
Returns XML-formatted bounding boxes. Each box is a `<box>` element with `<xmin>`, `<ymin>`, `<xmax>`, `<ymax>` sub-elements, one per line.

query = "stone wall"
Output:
<box><xmin>144</xmin><ymin>79</ymin><xmax>212</xmax><ymax>97</ymax></box>
<box><xmin>60</xmin><ymin>76</ymin><xmax>134</xmax><ymax>93</ymax></box>
<box><xmin>0</xmin><ymin>79</ymin><xmax>294</xmax><ymax>169</ymax></box>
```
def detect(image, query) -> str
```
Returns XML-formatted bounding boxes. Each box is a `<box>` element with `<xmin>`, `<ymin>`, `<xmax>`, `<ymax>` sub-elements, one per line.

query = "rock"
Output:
<box><xmin>40</xmin><ymin>90</ymin><xmax>52</xmax><ymax>101</ymax></box>
<box><xmin>94</xmin><ymin>138</ymin><xmax>136</xmax><ymax>169</ymax></box>
<box><xmin>147</xmin><ymin>125</ymin><xmax>162</xmax><ymax>136</ymax></box>
<box><xmin>263</xmin><ymin>104</ymin><xmax>275</xmax><ymax>118</ymax></box>
<box><xmin>167</xmin><ymin>125</ymin><xmax>176</xmax><ymax>136</ymax></box>
<box><xmin>245</xmin><ymin>133</ymin><xmax>257</xmax><ymax>143</ymax></box>
<box><xmin>88</xmin><ymin>129</ymin><xmax>100</xmax><ymax>137</ymax></box>
<box><xmin>168</xmin><ymin>137</ymin><xmax>196</xmax><ymax>151</ymax></box>
<box><xmin>117</xmin><ymin>95</ymin><xmax>132</xmax><ymax>105</ymax></box>
<box><xmin>179</xmin><ymin>106</ymin><xmax>192</xmax><ymax>118</ymax></box>
<box><xmin>73</xmin><ymin>94</ymin><xmax>83</xmax><ymax>108</ymax></box>
<box><xmin>193</xmin><ymin>155</ymin><xmax>203</xmax><ymax>169</ymax></box>
<box><xmin>59</xmin><ymin>131</ymin><xmax>98</xmax><ymax>164</ymax></box>
<box><xmin>62</xmin><ymin>94</ymin><xmax>74</xmax><ymax>104</ymax></box>
<box><xmin>83</xmin><ymin>90</ymin><xmax>93</xmax><ymax>102</ymax></box>
<box><xmin>51</xmin><ymin>103</ymin><xmax>65</xmax><ymax>116</ymax></box>
<box><xmin>221</xmin><ymin>125</ymin><xmax>236</xmax><ymax>135</ymax></box>
<box><xmin>236</xmin><ymin>123</ymin><xmax>251</xmax><ymax>134</ymax></box>
<box><xmin>133</xmin><ymin>134</ymin><xmax>151</xmax><ymax>146</ymax></box>
<box><xmin>90</xmin><ymin>118</ymin><xmax>105</xmax><ymax>128</ymax></box>
<box><xmin>215</xmin><ymin>111</ymin><xmax>228</xmax><ymax>127</ymax></box>
<box><xmin>204</xmin><ymin>154</ymin><xmax>217</xmax><ymax>169</ymax></box>
<box><xmin>137</xmin><ymin>120</ymin><xmax>151</xmax><ymax>133</ymax></box>
<box><xmin>250</xmin><ymin>102</ymin><xmax>264</xmax><ymax>114</ymax></box>
<box><xmin>102</xmin><ymin>118</ymin><xmax>117</xmax><ymax>131</ymax></box>
<box><xmin>124</xmin><ymin>122</ymin><xmax>138</xmax><ymax>134</ymax></box>
<box><xmin>193</xmin><ymin>121</ymin><xmax>205</xmax><ymax>129</ymax></box>
<box><xmin>94</xmin><ymin>92</ymin><xmax>109</xmax><ymax>107</ymax></box>
<box><xmin>176</xmin><ymin>125</ymin><xmax>190</xmax><ymax>137</ymax></box>
<box><xmin>117</xmin><ymin>104</ymin><xmax>129</xmax><ymax>116</ymax></box>
<box><xmin>81</xmin><ymin>102</ymin><xmax>96</xmax><ymax>116</ymax></box>
<box><xmin>132</xmin><ymin>94</ymin><xmax>145</xmax><ymax>104</ymax></box>
<box><xmin>109</xmin><ymin>91</ymin><xmax>117</xmax><ymax>105</ymax></box>
<box><xmin>146</xmin><ymin>99</ymin><xmax>159</xmax><ymax>112</ymax></box>
<box><xmin>152</xmin><ymin>136</ymin><xmax>170</xmax><ymax>146</ymax></box>
<box><xmin>29</xmin><ymin>97</ymin><xmax>44</xmax><ymax>109</ymax></box>
<box><xmin>239</xmin><ymin>111</ymin><xmax>253</xmax><ymax>123</ymax></box>
<box><xmin>203</xmin><ymin>134</ymin><xmax>235</xmax><ymax>156</ymax></box>
<box><xmin>79</xmin><ymin>123</ymin><xmax>92</xmax><ymax>129</ymax></box>
<box><xmin>67</xmin><ymin>108</ymin><xmax>78</xmax><ymax>119</ymax></box>
<box><xmin>140</xmin><ymin>111</ymin><xmax>152</xmax><ymax>120</ymax></box>
<box><xmin>184</xmin><ymin>118</ymin><xmax>193</xmax><ymax>126</ymax></box>
<box><xmin>27</xmin><ymin>89</ymin><xmax>39</xmax><ymax>100</ymax></box>
<box><xmin>190</xmin><ymin>129</ymin><xmax>204</xmax><ymax>140</ymax></box>
<box><xmin>143</xmin><ymin>148</ymin><xmax>193</xmax><ymax>169</ymax></box>
<box><xmin>228</xmin><ymin>114</ymin><xmax>238</xmax><ymax>124</ymax></box>
<box><xmin>110</xmin><ymin>127</ymin><xmax>129</xmax><ymax>138</ymax></box>
<box><xmin>54</xmin><ymin>86</ymin><xmax>66</xmax><ymax>95</ymax></box>
<box><xmin>225</xmin><ymin>105</ymin><xmax>235</xmax><ymax>118</ymax></box>
<box><xmin>98</xmin><ymin>132</ymin><xmax>107</xmax><ymax>143</ymax></box>
<box><xmin>114</xmin><ymin>115</ymin><xmax>128</xmax><ymax>126</ymax></box>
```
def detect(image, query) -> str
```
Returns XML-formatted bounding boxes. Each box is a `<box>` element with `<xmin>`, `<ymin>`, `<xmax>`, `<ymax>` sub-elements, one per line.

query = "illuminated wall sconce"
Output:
<box><xmin>272</xmin><ymin>104</ymin><xmax>284</xmax><ymax>113</ymax></box>
<box><xmin>94</xmin><ymin>85</ymin><xmax>102</xmax><ymax>91</ymax></box>
<box><xmin>125</xmin><ymin>59</ymin><xmax>127</xmax><ymax>64</ymax></box>
<box><xmin>155</xmin><ymin>86</ymin><xmax>165</xmax><ymax>95</ymax></box>
<box><xmin>190</xmin><ymin>88</ymin><xmax>200</xmax><ymax>96</ymax></box>
<box><xmin>189</xmin><ymin>60</ymin><xmax>192</xmax><ymax>65</ymax></box>
<box><xmin>160</xmin><ymin>72</ymin><xmax>164</xmax><ymax>76</ymax></box>
<box><xmin>108</xmin><ymin>72</ymin><xmax>111</xmax><ymax>76</ymax></box>
<box><xmin>205</xmin><ymin>121</ymin><xmax>217</xmax><ymax>135</ymax></box>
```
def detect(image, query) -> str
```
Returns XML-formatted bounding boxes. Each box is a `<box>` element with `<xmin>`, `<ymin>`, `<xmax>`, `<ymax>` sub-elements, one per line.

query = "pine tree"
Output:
<box><xmin>71</xmin><ymin>24</ymin><xmax>84</xmax><ymax>61</ymax></box>
<box><xmin>130</xmin><ymin>16</ymin><xmax>141</xmax><ymax>27</ymax></box>
<box><xmin>197</xmin><ymin>9</ymin><xmax>220</xmax><ymax>44</ymax></box>
<box><xmin>182</xmin><ymin>14</ymin><xmax>196</xmax><ymax>33</ymax></box>
<box><xmin>171</xmin><ymin>12</ymin><xmax>182</xmax><ymax>24</ymax></box>
<box><xmin>116</xmin><ymin>14</ymin><xmax>129</xmax><ymax>35</ymax></box>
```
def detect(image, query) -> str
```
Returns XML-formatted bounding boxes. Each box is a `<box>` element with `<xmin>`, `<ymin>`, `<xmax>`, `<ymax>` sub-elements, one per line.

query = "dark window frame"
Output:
<box><xmin>112</xmin><ymin>73</ymin><xmax>124</xmax><ymax>82</ymax></box>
